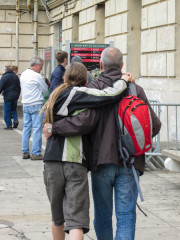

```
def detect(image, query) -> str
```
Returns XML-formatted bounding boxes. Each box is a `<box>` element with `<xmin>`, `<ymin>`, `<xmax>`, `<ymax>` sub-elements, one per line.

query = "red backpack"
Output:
<box><xmin>117</xmin><ymin>83</ymin><xmax>152</xmax><ymax>156</ymax></box>
<box><xmin>116</xmin><ymin>83</ymin><xmax>152</xmax><ymax>215</ymax></box>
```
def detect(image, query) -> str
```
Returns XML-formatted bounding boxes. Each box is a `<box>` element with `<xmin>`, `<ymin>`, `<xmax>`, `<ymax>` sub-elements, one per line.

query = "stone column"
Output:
<box><xmin>126</xmin><ymin>0</ymin><xmax>141</xmax><ymax>78</ymax></box>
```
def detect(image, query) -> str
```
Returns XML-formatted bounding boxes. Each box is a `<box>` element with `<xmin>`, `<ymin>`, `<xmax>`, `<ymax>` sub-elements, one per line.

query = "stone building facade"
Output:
<box><xmin>0</xmin><ymin>0</ymin><xmax>180</xmax><ymax>104</ymax></box>
<box><xmin>47</xmin><ymin>0</ymin><xmax>180</xmax><ymax>104</ymax></box>
<box><xmin>0</xmin><ymin>0</ymin><xmax>50</xmax><ymax>75</ymax></box>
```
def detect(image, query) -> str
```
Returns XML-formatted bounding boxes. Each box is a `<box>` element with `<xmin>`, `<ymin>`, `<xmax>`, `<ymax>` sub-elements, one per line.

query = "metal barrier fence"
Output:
<box><xmin>145</xmin><ymin>101</ymin><xmax>180</xmax><ymax>170</ymax></box>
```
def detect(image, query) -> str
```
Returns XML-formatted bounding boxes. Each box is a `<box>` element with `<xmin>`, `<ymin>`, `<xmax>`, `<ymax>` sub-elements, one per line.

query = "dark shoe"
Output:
<box><xmin>13</xmin><ymin>120</ymin><xmax>19</xmax><ymax>128</ymax></box>
<box><xmin>22</xmin><ymin>152</ymin><xmax>30</xmax><ymax>159</ymax></box>
<box><xmin>30</xmin><ymin>154</ymin><xmax>44</xmax><ymax>160</ymax></box>
<box><xmin>4</xmin><ymin>126</ymin><xmax>13</xmax><ymax>130</ymax></box>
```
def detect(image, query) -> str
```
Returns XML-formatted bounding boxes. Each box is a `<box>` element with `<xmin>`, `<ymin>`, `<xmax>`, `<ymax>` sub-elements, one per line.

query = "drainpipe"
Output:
<box><xmin>33</xmin><ymin>0</ymin><xmax>38</xmax><ymax>57</ymax></box>
<box><xmin>16</xmin><ymin>0</ymin><xmax>19</xmax><ymax>66</ymax></box>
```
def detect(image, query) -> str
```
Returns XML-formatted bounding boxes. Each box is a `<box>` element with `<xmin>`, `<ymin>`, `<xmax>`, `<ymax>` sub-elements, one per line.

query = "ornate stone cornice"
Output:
<box><xmin>46</xmin><ymin>0</ymin><xmax>68</xmax><ymax>10</ymax></box>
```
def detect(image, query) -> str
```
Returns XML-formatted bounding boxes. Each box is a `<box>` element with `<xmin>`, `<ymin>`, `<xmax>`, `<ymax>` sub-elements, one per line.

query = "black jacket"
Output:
<box><xmin>44</xmin><ymin>79</ymin><xmax>128</xmax><ymax>165</ymax></box>
<box><xmin>0</xmin><ymin>70</ymin><xmax>21</xmax><ymax>101</ymax></box>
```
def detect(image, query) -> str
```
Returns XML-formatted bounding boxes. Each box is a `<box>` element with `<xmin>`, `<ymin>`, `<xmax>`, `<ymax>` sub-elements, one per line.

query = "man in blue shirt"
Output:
<box><xmin>49</xmin><ymin>51</ymin><xmax>68</xmax><ymax>95</ymax></box>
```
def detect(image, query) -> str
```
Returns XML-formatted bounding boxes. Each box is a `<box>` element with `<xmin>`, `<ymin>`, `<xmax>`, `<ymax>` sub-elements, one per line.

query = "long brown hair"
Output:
<box><xmin>41</xmin><ymin>62</ymin><xmax>87</xmax><ymax>123</ymax></box>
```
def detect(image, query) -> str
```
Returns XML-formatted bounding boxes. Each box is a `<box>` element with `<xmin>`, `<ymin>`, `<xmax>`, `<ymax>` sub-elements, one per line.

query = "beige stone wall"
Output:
<box><xmin>60</xmin><ymin>0</ymin><xmax>141</xmax><ymax>76</ymax></box>
<box><xmin>60</xmin><ymin>0</ymin><xmax>129</xmax><ymax>72</ymax></box>
<box><xmin>141</xmin><ymin>0</ymin><xmax>175</xmax><ymax>78</ymax></box>
<box><xmin>47</xmin><ymin>0</ymin><xmax>180</xmax><ymax>104</ymax></box>
<box><xmin>1</xmin><ymin>0</ymin><xmax>180</xmax><ymax>104</ymax></box>
<box><xmin>79</xmin><ymin>7</ymin><xmax>96</xmax><ymax>42</ymax></box>
<box><xmin>138</xmin><ymin>0</ymin><xmax>180</xmax><ymax>104</ymax></box>
<box><xmin>0</xmin><ymin>9</ymin><xmax>50</xmax><ymax>76</ymax></box>
<box><xmin>104</xmin><ymin>0</ymin><xmax>128</xmax><ymax>72</ymax></box>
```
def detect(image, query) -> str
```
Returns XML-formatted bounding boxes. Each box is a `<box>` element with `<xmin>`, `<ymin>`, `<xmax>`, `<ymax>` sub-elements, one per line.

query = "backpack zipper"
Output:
<box><xmin>131</xmin><ymin>103</ymin><xmax>146</xmax><ymax>112</ymax></box>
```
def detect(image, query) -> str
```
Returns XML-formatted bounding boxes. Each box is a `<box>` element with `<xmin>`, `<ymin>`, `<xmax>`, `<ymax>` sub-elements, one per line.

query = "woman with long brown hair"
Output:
<box><xmin>41</xmin><ymin>62</ymin><xmax>88</xmax><ymax>124</ymax></box>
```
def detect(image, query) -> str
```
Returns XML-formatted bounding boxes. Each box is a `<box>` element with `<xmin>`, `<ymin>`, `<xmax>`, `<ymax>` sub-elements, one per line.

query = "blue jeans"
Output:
<box><xmin>91</xmin><ymin>165</ymin><xmax>140</xmax><ymax>240</ymax></box>
<box><xmin>4</xmin><ymin>100</ymin><xmax>18</xmax><ymax>127</ymax></box>
<box><xmin>22</xmin><ymin>104</ymin><xmax>43</xmax><ymax>155</ymax></box>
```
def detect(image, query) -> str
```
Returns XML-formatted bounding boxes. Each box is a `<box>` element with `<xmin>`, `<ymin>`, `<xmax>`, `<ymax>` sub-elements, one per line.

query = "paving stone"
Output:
<box><xmin>0</xmin><ymin>118</ymin><xmax>180</xmax><ymax>239</ymax></box>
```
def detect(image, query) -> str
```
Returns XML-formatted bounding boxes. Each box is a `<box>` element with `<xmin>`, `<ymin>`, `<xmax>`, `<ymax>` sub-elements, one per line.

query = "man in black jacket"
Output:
<box><xmin>0</xmin><ymin>65</ymin><xmax>21</xmax><ymax>129</ymax></box>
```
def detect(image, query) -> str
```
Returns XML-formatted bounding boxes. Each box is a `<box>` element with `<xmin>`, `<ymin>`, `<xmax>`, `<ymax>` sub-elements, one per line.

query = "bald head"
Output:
<box><xmin>100</xmin><ymin>47</ymin><xmax>123</xmax><ymax>71</ymax></box>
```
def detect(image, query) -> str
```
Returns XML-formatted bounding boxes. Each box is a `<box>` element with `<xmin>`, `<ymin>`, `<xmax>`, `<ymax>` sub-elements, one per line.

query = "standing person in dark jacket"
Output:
<box><xmin>0</xmin><ymin>65</ymin><xmax>21</xmax><ymax>129</ymax></box>
<box><xmin>43</xmin><ymin>47</ymin><xmax>161</xmax><ymax>240</ymax></box>
<box><xmin>49</xmin><ymin>51</ymin><xmax>68</xmax><ymax>95</ymax></box>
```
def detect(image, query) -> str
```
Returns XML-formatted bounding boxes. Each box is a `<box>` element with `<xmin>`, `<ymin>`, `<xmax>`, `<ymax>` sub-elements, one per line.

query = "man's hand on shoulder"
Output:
<box><xmin>121</xmin><ymin>72</ymin><xmax>135</xmax><ymax>83</ymax></box>
<box><xmin>43</xmin><ymin>123</ymin><xmax>52</xmax><ymax>140</ymax></box>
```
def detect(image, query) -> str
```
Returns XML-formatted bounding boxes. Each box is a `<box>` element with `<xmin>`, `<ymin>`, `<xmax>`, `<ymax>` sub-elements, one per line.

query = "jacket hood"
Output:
<box><xmin>98</xmin><ymin>67</ymin><xmax>122</xmax><ymax>85</ymax></box>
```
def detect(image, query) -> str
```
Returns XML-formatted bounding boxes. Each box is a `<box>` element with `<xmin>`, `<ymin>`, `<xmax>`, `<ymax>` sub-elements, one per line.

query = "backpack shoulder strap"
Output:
<box><xmin>128</xmin><ymin>82</ymin><xmax>137</xmax><ymax>96</ymax></box>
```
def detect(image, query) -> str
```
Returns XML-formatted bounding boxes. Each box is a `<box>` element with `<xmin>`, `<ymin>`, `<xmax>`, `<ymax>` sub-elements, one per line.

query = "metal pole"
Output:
<box><xmin>109</xmin><ymin>41</ymin><xmax>114</xmax><ymax>47</ymax></box>
<box><xmin>65</xmin><ymin>40</ymin><xmax>70</xmax><ymax>64</ymax></box>
<box><xmin>167</xmin><ymin>106</ymin><xmax>169</xmax><ymax>149</ymax></box>
<box><xmin>16</xmin><ymin>0</ymin><xmax>19</xmax><ymax>66</ymax></box>
<box><xmin>33</xmin><ymin>0</ymin><xmax>38</xmax><ymax>57</ymax></box>
<box><xmin>51</xmin><ymin>46</ymin><xmax>55</xmax><ymax>73</ymax></box>
<box><xmin>176</xmin><ymin>106</ymin><xmax>178</xmax><ymax>149</ymax></box>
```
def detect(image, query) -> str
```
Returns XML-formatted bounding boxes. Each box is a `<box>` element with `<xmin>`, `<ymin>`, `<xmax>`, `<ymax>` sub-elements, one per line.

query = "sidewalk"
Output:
<box><xmin>0</xmin><ymin>118</ymin><xmax>180</xmax><ymax>240</ymax></box>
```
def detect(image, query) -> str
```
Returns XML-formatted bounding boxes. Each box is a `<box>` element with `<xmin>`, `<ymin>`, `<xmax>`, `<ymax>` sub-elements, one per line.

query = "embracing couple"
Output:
<box><xmin>42</xmin><ymin>47</ymin><xmax>161</xmax><ymax>240</ymax></box>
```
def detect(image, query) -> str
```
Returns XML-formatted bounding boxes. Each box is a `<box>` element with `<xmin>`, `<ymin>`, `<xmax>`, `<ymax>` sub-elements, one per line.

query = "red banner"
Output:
<box><xmin>71</xmin><ymin>48</ymin><xmax>105</xmax><ymax>51</ymax></box>
<box><xmin>81</xmin><ymin>59</ymin><xmax>100</xmax><ymax>63</ymax></box>
<box><xmin>71</xmin><ymin>53</ymin><xmax>101</xmax><ymax>57</ymax></box>
<box><xmin>45</xmin><ymin>51</ymin><xmax>51</xmax><ymax>60</ymax></box>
